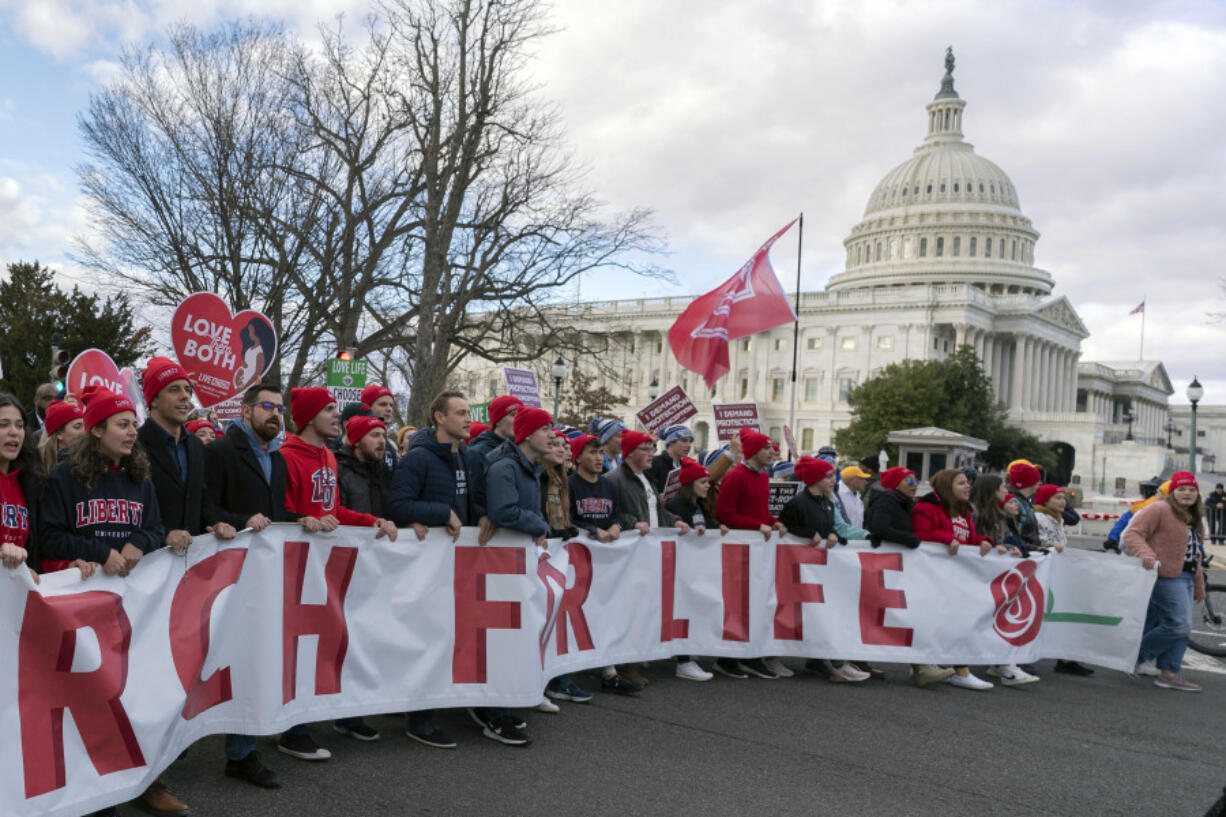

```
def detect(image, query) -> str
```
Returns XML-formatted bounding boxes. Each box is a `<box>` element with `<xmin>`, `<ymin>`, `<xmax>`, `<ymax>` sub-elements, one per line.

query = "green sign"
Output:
<box><xmin>470</xmin><ymin>401</ymin><xmax>490</xmax><ymax>424</ymax></box>
<box><xmin>327</xmin><ymin>358</ymin><xmax>368</xmax><ymax>407</ymax></box>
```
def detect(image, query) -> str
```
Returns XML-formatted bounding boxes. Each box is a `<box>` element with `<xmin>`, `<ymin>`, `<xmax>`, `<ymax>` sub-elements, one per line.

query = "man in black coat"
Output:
<box><xmin>337</xmin><ymin>415</ymin><xmax>389</xmax><ymax>517</ymax></box>
<box><xmin>645</xmin><ymin>424</ymin><xmax>694</xmax><ymax>493</ymax></box>
<box><xmin>133</xmin><ymin>358</ymin><xmax>246</xmax><ymax>817</ymax></box>
<box><xmin>202</xmin><ymin>383</ymin><xmax>335</xmax><ymax>787</ymax></box>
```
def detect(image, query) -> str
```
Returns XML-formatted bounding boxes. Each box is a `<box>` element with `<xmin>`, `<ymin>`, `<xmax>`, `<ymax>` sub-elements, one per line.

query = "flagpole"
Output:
<box><xmin>1139</xmin><ymin>295</ymin><xmax>1146</xmax><ymax>360</ymax></box>
<box><xmin>787</xmin><ymin>212</ymin><xmax>804</xmax><ymax>457</ymax></box>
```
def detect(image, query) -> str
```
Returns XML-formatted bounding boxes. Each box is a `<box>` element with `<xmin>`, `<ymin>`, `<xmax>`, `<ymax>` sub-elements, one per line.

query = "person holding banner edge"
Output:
<box><xmin>714</xmin><ymin>427</ymin><xmax>787</xmax><ymax>680</ymax></box>
<box><xmin>39</xmin><ymin>388</ymin><xmax>171</xmax><ymax>817</ymax></box>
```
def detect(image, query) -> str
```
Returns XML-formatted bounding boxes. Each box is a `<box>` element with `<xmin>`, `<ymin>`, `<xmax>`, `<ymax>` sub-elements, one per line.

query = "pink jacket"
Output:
<box><xmin>1122</xmin><ymin>499</ymin><xmax>1205</xmax><ymax>596</ymax></box>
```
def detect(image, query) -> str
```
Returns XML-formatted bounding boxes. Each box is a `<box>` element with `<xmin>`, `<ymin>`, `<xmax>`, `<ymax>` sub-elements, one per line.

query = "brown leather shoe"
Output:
<box><xmin>133</xmin><ymin>780</ymin><xmax>191</xmax><ymax>816</ymax></box>
<box><xmin>618</xmin><ymin>664</ymin><xmax>648</xmax><ymax>686</ymax></box>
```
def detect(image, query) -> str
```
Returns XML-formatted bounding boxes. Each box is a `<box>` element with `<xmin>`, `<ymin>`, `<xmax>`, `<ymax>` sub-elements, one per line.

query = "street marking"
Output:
<box><xmin>1182</xmin><ymin>651</ymin><xmax>1226</xmax><ymax>675</ymax></box>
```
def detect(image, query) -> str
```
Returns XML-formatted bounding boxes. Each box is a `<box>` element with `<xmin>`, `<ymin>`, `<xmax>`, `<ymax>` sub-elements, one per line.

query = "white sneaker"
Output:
<box><xmin>535</xmin><ymin>697</ymin><xmax>560</xmax><ymax>713</ymax></box>
<box><xmin>675</xmin><ymin>660</ymin><xmax>714</xmax><ymax>682</ymax></box>
<box><xmin>828</xmin><ymin>661</ymin><xmax>870</xmax><ymax>683</ymax></box>
<box><xmin>763</xmin><ymin>657</ymin><xmax>794</xmax><ymax>678</ymax></box>
<box><xmin>998</xmin><ymin>664</ymin><xmax>1040</xmax><ymax>686</ymax></box>
<box><xmin>944</xmin><ymin>671</ymin><xmax>993</xmax><ymax>690</ymax></box>
<box><xmin>1134</xmin><ymin>659</ymin><xmax>1159</xmax><ymax>677</ymax></box>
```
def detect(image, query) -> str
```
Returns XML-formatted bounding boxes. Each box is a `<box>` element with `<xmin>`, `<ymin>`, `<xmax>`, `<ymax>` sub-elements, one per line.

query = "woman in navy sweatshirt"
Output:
<box><xmin>40</xmin><ymin>388</ymin><xmax>165</xmax><ymax>576</ymax></box>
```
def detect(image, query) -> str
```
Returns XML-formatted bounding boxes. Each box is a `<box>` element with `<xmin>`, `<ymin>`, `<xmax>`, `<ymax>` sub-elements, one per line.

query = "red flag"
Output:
<box><xmin>669</xmin><ymin>220</ymin><xmax>798</xmax><ymax>388</ymax></box>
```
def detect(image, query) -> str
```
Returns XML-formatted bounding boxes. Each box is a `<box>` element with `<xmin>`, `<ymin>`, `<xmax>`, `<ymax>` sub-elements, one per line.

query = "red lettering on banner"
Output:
<box><xmin>170</xmin><ymin>549</ymin><xmax>248</xmax><ymax>719</ymax></box>
<box><xmin>858</xmin><ymin>552</ymin><xmax>913</xmax><ymax>647</ymax></box>
<box><xmin>721</xmin><ymin>543</ymin><xmax>750</xmax><ymax>641</ymax></box>
<box><xmin>18</xmin><ymin>590</ymin><xmax>146</xmax><ymax>798</ymax></box>
<box><xmin>774</xmin><ymin>544</ymin><xmax>826</xmax><ymax>640</ymax></box>
<box><xmin>554</xmin><ymin>543</ymin><xmax>595</xmax><ymax>654</ymax></box>
<box><xmin>282</xmin><ymin>540</ymin><xmax>357</xmax><ymax>704</ymax></box>
<box><xmin>659</xmin><ymin>540</ymin><xmax>689</xmax><ymax>642</ymax></box>
<box><xmin>453</xmin><ymin>546</ymin><xmax>525</xmax><ymax>683</ymax></box>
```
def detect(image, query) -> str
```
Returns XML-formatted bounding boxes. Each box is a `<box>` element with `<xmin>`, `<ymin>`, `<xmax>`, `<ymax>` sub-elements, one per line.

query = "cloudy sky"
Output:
<box><xmin>0</xmin><ymin>0</ymin><xmax>1223</xmax><ymax>403</ymax></box>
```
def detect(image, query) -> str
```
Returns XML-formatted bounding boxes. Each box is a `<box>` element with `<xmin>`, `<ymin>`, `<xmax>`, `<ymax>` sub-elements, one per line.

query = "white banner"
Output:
<box><xmin>1</xmin><ymin>526</ymin><xmax>1154</xmax><ymax>816</ymax></box>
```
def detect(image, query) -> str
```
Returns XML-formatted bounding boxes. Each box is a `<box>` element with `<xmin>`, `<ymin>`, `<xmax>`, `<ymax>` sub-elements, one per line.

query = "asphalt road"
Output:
<box><xmin>118</xmin><ymin>656</ymin><xmax>1226</xmax><ymax>817</ymax></box>
<box><xmin>102</xmin><ymin>535</ymin><xmax>1226</xmax><ymax>817</ymax></box>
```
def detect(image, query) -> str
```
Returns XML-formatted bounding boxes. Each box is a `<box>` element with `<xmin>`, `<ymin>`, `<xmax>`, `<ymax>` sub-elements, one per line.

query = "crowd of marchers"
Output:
<box><xmin>0</xmin><ymin>364</ymin><xmax>1212</xmax><ymax>817</ymax></box>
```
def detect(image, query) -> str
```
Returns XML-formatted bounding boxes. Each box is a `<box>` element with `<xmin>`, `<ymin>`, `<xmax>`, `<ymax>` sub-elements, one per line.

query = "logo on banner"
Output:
<box><xmin>171</xmin><ymin>293</ymin><xmax>278</xmax><ymax>408</ymax></box>
<box><xmin>989</xmin><ymin>561</ymin><xmax>1044</xmax><ymax>645</ymax></box>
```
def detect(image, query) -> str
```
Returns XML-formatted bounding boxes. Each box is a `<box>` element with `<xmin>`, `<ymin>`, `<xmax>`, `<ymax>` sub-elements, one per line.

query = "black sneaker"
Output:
<box><xmin>714</xmin><ymin>658</ymin><xmax>748</xmax><ymax>679</ymax></box>
<box><xmin>406</xmin><ymin>725</ymin><xmax>457</xmax><ymax>749</ymax></box>
<box><xmin>739</xmin><ymin>658</ymin><xmax>779</xmax><ymax>680</ymax></box>
<box><xmin>804</xmin><ymin>658</ymin><xmax>830</xmax><ymax>677</ymax></box>
<box><xmin>224</xmin><ymin>751</ymin><xmax>281</xmax><ymax>789</ymax></box>
<box><xmin>1054</xmin><ymin>660</ymin><xmax>1094</xmax><ymax>676</ymax></box>
<box><xmin>276</xmin><ymin>732</ymin><xmax>331</xmax><ymax>761</ymax></box>
<box><xmin>467</xmin><ymin>708</ymin><xmax>491</xmax><ymax>729</ymax></box>
<box><xmin>332</xmin><ymin>718</ymin><xmax>380</xmax><ymax>741</ymax></box>
<box><xmin>483</xmin><ymin>715</ymin><xmax>531</xmax><ymax>746</ymax></box>
<box><xmin>601</xmin><ymin>674</ymin><xmax>643</xmax><ymax>695</ymax></box>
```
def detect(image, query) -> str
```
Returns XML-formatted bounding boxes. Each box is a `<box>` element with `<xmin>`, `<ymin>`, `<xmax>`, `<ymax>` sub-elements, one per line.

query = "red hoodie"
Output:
<box><xmin>715</xmin><ymin>462</ymin><xmax>778</xmax><ymax>529</ymax></box>
<box><xmin>280</xmin><ymin>434</ymin><xmax>378</xmax><ymax>527</ymax></box>
<box><xmin>911</xmin><ymin>494</ymin><xmax>989</xmax><ymax>546</ymax></box>
<box><xmin>0</xmin><ymin>466</ymin><xmax>29</xmax><ymax>549</ymax></box>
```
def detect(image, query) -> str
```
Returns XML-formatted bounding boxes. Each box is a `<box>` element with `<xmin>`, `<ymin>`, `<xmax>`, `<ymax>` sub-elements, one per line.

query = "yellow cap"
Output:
<box><xmin>1159</xmin><ymin>480</ymin><xmax>1171</xmax><ymax>495</ymax></box>
<box><xmin>840</xmin><ymin>465</ymin><xmax>873</xmax><ymax>479</ymax></box>
<box><xmin>1007</xmin><ymin>458</ymin><xmax>1034</xmax><ymax>471</ymax></box>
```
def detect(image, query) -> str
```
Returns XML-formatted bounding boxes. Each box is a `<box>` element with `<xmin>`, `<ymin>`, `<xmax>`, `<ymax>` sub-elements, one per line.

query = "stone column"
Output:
<box><xmin>1011</xmin><ymin>337</ymin><xmax>1025</xmax><ymax>410</ymax></box>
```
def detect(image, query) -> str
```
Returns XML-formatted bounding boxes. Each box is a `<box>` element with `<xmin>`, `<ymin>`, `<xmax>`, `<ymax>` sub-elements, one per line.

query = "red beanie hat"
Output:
<box><xmin>881</xmin><ymin>467</ymin><xmax>915</xmax><ymax>491</ymax></box>
<box><xmin>468</xmin><ymin>421</ymin><xmax>490</xmax><ymax>442</ymax></box>
<box><xmin>1034</xmin><ymin>484</ymin><xmax>1066</xmax><ymax>507</ymax></box>
<box><xmin>738</xmin><ymin>426</ymin><xmax>771</xmax><ymax>459</ymax></box>
<box><xmin>82</xmin><ymin>389</ymin><xmax>136</xmax><ymax>431</ymax></box>
<box><xmin>143</xmin><ymin>356</ymin><xmax>191</xmax><ymax>406</ymax></box>
<box><xmin>1168</xmin><ymin>471</ymin><xmax>1199</xmax><ymax>491</ymax></box>
<box><xmin>1008</xmin><ymin>462</ymin><xmax>1041</xmax><ymax>490</ymax></box>
<box><xmin>290</xmin><ymin>387</ymin><xmax>335</xmax><ymax>430</ymax></box>
<box><xmin>360</xmin><ymin>384</ymin><xmax>393</xmax><ymax>407</ymax></box>
<box><xmin>569</xmin><ymin>433</ymin><xmax>599</xmax><ymax>462</ymax></box>
<box><xmin>678</xmin><ymin>457</ymin><xmax>710</xmax><ymax>485</ymax></box>
<box><xmin>185</xmin><ymin>419</ymin><xmax>213</xmax><ymax>435</ymax></box>
<box><xmin>346</xmin><ymin>415</ymin><xmax>385</xmax><ymax>447</ymax></box>
<box><xmin>489</xmin><ymin>395</ymin><xmax>523</xmax><ymax>427</ymax></box>
<box><xmin>794</xmin><ymin>455</ymin><xmax>835</xmax><ymax>486</ymax></box>
<box><xmin>620</xmin><ymin>429</ymin><xmax>653</xmax><ymax>460</ymax></box>
<box><xmin>513</xmin><ymin>406</ymin><xmax>553</xmax><ymax>443</ymax></box>
<box><xmin>44</xmin><ymin>400</ymin><xmax>84</xmax><ymax>436</ymax></box>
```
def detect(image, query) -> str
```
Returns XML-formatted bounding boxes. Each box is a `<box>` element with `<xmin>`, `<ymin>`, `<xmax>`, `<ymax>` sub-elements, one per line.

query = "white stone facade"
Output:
<box><xmin>453</xmin><ymin>54</ymin><xmax>1174</xmax><ymax>490</ymax></box>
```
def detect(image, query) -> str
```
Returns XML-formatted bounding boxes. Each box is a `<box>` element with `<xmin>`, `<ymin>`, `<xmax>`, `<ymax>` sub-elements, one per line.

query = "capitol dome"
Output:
<box><xmin>826</xmin><ymin>50</ymin><xmax>1054</xmax><ymax>296</ymax></box>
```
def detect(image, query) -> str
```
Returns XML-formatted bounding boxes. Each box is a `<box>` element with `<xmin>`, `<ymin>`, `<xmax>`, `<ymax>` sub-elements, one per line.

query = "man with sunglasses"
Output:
<box><xmin>203</xmin><ymin>382</ymin><xmax>339</xmax><ymax>789</ymax></box>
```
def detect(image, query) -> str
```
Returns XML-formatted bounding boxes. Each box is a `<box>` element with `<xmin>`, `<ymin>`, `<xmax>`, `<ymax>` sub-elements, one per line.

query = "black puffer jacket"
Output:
<box><xmin>779</xmin><ymin>489</ymin><xmax>845</xmax><ymax>544</ymax></box>
<box><xmin>864</xmin><ymin>489</ymin><xmax>920</xmax><ymax>548</ymax></box>
<box><xmin>336</xmin><ymin>443</ymin><xmax>387</xmax><ymax>518</ymax></box>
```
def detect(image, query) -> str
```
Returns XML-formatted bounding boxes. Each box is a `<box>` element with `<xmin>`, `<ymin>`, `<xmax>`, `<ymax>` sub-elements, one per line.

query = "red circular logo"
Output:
<box><xmin>990</xmin><ymin>560</ymin><xmax>1044</xmax><ymax>645</ymax></box>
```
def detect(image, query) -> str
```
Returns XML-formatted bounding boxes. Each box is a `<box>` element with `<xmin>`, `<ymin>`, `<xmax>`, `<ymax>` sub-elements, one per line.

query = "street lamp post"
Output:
<box><xmin>1123</xmin><ymin>409</ymin><xmax>1134</xmax><ymax>442</ymax></box>
<box><xmin>1187</xmin><ymin>376</ymin><xmax>1204</xmax><ymax>473</ymax></box>
<box><xmin>1164</xmin><ymin>417</ymin><xmax>1177</xmax><ymax>450</ymax></box>
<box><xmin>551</xmin><ymin>357</ymin><xmax>567</xmax><ymax>418</ymax></box>
<box><xmin>647</xmin><ymin>378</ymin><xmax>661</xmax><ymax>401</ymax></box>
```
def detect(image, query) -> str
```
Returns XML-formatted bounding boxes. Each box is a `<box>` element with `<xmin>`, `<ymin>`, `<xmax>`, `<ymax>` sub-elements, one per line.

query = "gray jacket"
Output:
<box><xmin>608</xmin><ymin>465</ymin><xmax>679</xmax><ymax>530</ymax></box>
<box><xmin>486</xmin><ymin>440</ymin><xmax>550</xmax><ymax>538</ymax></box>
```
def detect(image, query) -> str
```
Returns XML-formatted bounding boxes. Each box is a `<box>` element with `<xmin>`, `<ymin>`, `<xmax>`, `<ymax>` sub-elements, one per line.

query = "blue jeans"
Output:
<box><xmin>1138</xmin><ymin>573</ymin><xmax>1194</xmax><ymax>673</ymax></box>
<box><xmin>224</xmin><ymin>734</ymin><xmax>257</xmax><ymax>761</ymax></box>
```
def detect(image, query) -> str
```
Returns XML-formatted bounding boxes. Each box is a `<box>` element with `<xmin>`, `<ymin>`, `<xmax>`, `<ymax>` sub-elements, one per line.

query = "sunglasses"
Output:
<box><xmin>904</xmin><ymin>477</ymin><xmax>917</xmax><ymax>485</ymax></box>
<box><xmin>250</xmin><ymin>401</ymin><xmax>286</xmax><ymax>414</ymax></box>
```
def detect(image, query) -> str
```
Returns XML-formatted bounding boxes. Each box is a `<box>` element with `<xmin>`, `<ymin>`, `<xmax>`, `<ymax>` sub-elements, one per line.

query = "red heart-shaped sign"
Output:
<box><xmin>171</xmin><ymin>293</ymin><xmax>278</xmax><ymax>408</ymax></box>
<box><xmin>66</xmin><ymin>349</ymin><xmax>148</xmax><ymax>424</ymax></box>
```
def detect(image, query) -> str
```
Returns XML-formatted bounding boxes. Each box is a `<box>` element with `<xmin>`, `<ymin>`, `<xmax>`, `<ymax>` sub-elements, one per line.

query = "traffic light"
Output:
<box><xmin>337</xmin><ymin>349</ymin><xmax>353</xmax><ymax>362</ymax></box>
<box><xmin>49</xmin><ymin>333</ymin><xmax>69</xmax><ymax>392</ymax></box>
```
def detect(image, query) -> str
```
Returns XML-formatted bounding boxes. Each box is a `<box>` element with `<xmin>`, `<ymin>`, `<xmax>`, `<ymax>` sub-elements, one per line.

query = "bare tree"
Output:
<box><xmin>75</xmin><ymin>1</ymin><xmax>667</xmax><ymax>412</ymax></box>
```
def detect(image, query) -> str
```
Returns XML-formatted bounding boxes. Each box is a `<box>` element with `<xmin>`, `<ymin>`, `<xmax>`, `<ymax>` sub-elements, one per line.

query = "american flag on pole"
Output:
<box><xmin>1129</xmin><ymin>300</ymin><xmax>1145</xmax><ymax>315</ymax></box>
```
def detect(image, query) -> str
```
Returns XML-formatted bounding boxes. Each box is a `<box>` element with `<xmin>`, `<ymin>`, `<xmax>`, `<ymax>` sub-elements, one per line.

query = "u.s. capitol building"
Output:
<box><xmin>456</xmin><ymin>52</ymin><xmax>1175</xmax><ymax>489</ymax></box>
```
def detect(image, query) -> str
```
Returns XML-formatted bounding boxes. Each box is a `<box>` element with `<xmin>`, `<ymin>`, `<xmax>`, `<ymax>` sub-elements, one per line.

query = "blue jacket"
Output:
<box><xmin>40</xmin><ymin>458</ymin><xmax>166</xmax><ymax>563</ymax></box>
<box><xmin>387</xmin><ymin>427</ymin><xmax>479</xmax><ymax>527</ymax></box>
<box><xmin>486</xmin><ymin>440</ymin><xmax>550</xmax><ymax>537</ymax></box>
